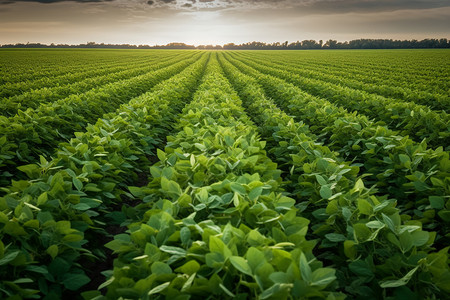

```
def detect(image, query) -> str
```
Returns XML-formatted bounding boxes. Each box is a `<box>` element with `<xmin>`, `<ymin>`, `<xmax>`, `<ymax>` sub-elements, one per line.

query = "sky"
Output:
<box><xmin>0</xmin><ymin>0</ymin><xmax>449</xmax><ymax>45</ymax></box>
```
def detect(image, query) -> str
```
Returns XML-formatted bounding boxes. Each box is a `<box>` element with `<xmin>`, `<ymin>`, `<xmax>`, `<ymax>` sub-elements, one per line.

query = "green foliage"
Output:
<box><xmin>1</xmin><ymin>49</ymin><xmax>448</xmax><ymax>299</ymax></box>
<box><xmin>0</xmin><ymin>53</ymin><xmax>208</xmax><ymax>298</ymax></box>
<box><xmin>219</xmin><ymin>52</ymin><xmax>449</xmax><ymax>299</ymax></box>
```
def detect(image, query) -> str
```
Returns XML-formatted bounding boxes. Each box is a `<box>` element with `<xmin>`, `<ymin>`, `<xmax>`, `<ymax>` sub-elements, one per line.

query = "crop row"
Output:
<box><xmin>97</xmin><ymin>54</ymin><xmax>341</xmax><ymax>300</ymax></box>
<box><xmin>0</xmin><ymin>52</ymin><xmax>202</xmax><ymax>186</ymax></box>
<box><xmin>0</xmin><ymin>50</ymin><xmax>448</xmax><ymax>299</ymax></box>
<box><xmin>222</xmin><ymin>53</ymin><xmax>449</xmax><ymax>244</ymax></box>
<box><xmin>0</xmin><ymin>52</ymin><xmax>196</xmax><ymax>116</ymax></box>
<box><xmin>227</xmin><ymin>52</ymin><xmax>450</xmax><ymax>148</ymax></box>
<box><xmin>234</xmin><ymin>52</ymin><xmax>449</xmax><ymax>111</ymax></box>
<box><xmin>0</xmin><ymin>50</ymin><xmax>164</xmax><ymax>85</ymax></box>
<box><xmin>235</xmin><ymin>51</ymin><xmax>450</xmax><ymax>95</ymax></box>
<box><xmin>0</xmin><ymin>51</ymin><xmax>183</xmax><ymax>99</ymax></box>
<box><xmin>0</xmin><ymin>53</ymin><xmax>209</xmax><ymax>298</ymax></box>
<box><xmin>218</xmin><ymin>54</ymin><xmax>449</xmax><ymax>298</ymax></box>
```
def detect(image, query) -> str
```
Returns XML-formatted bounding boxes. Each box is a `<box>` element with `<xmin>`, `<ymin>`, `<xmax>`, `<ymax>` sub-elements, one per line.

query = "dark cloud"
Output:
<box><xmin>1</xmin><ymin>0</ymin><xmax>448</xmax><ymax>13</ymax></box>
<box><xmin>0</xmin><ymin>0</ymin><xmax>112</xmax><ymax>4</ymax></box>
<box><xmin>300</xmin><ymin>0</ymin><xmax>450</xmax><ymax>14</ymax></box>
<box><xmin>140</xmin><ymin>0</ymin><xmax>450</xmax><ymax>14</ymax></box>
<box><xmin>229</xmin><ymin>0</ymin><xmax>450</xmax><ymax>13</ymax></box>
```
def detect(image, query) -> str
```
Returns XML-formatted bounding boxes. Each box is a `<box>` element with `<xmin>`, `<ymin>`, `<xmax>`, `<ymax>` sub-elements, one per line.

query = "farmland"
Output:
<box><xmin>0</xmin><ymin>49</ymin><xmax>449</xmax><ymax>299</ymax></box>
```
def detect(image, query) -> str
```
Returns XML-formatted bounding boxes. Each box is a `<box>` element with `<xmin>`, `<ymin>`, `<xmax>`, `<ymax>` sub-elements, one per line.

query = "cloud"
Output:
<box><xmin>126</xmin><ymin>0</ymin><xmax>450</xmax><ymax>14</ymax></box>
<box><xmin>0</xmin><ymin>0</ymin><xmax>113</xmax><ymax>4</ymax></box>
<box><xmin>1</xmin><ymin>0</ymin><xmax>449</xmax><ymax>13</ymax></box>
<box><xmin>293</xmin><ymin>0</ymin><xmax>450</xmax><ymax>14</ymax></box>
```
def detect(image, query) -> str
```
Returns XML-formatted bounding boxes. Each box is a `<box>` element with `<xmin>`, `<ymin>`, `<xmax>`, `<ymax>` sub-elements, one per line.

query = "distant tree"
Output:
<box><xmin>1</xmin><ymin>38</ymin><xmax>449</xmax><ymax>50</ymax></box>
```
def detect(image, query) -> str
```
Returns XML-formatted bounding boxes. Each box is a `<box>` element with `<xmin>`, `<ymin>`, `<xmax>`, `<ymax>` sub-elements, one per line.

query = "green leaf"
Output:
<box><xmin>17</xmin><ymin>164</ymin><xmax>39</xmax><ymax>178</ymax></box>
<box><xmin>353</xmin><ymin>223</ymin><xmax>372</xmax><ymax>243</ymax></box>
<box><xmin>157</xmin><ymin>149</ymin><xmax>166</xmax><ymax>161</ymax></box>
<box><xmin>219</xmin><ymin>283</ymin><xmax>235</xmax><ymax>297</ymax></box>
<box><xmin>151</xmin><ymin>262</ymin><xmax>172</xmax><ymax>275</ymax></box>
<box><xmin>229</xmin><ymin>256</ymin><xmax>252</xmax><ymax>276</ymax></box>
<box><xmin>148</xmin><ymin>282</ymin><xmax>170</xmax><ymax>295</ymax></box>
<box><xmin>429</xmin><ymin>196</ymin><xmax>444</xmax><ymax>210</ymax></box>
<box><xmin>354</xmin><ymin>179</ymin><xmax>365</xmax><ymax>192</ymax></box>
<box><xmin>358</xmin><ymin>199</ymin><xmax>373</xmax><ymax>215</ymax></box>
<box><xmin>269</xmin><ymin>272</ymin><xmax>289</xmax><ymax>284</ymax></box>
<box><xmin>325</xmin><ymin>233</ymin><xmax>346</xmax><ymax>242</ymax></box>
<box><xmin>128</xmin><ymin>186</ymin><xmax>144</xmax><ymax>198</ymax></box>
<box><xmin>181</xmin><ymin>273</ymin><xmax>196</xmax><ymax>292</ymax></box>
<box><xmin>73</xmin><ymin>203</ymin><xmax>91</xmax><ymax>211</ymax></box>
<box><xmin>175</xmin><ymin>260</ymin><xmax>200</xmax><ymax>275</ymax></box>
<box><xmin>180</xmin><ymin>227</ymin><xmax>191</xmax><ymax>245</ymax></box>
<box><xmin>224</xmin><ymin>135</ymin><xmax>235</xmax><ymax>147</ymax></box>
<box><xmin>37</xmin><ymin>192</ymin><xmax>48</xmax><ymax>206</ymax></box>
<box><xmin>311</xmin><ymin>268</ymin><xmax>336</xmax><ymax>286</ymax></box>
<box><xmin>248</xmin><ymin>187</ymin><xmax>263</xmax><ymax>201</ymax></box>
<box><xmin>73</xmin><ymin>178</ymin><xmax>83</xmax><ymax>191</ymax></box>
<box><xmin>150</xmin><ymin>166</ymin><xmax>161</xmax><ymax>178</ymax></box>
<box><xmin>161</xmin><ymin>177</ymin><xmax>181</xmax><ymax>197</ymax></box>
<box><xmin>0</xmin><ymin>251</ymin><xmax>20</xmax><ymax>266</ymax></box>
<box><xmin>344</xmin><ymin>240</ymin><xmax>357</xmax><ymax>259</ymax></box>
<box><xmin>382</xmin><ymin>213</ymin><xmax>397</xmax><ymax>233</ymax></box>
<box><xmin>349</xmin><ymin>260</ymin><xmax>373</xmax><ymax>277</ymax></box>
<box><xmin>98</xmin><ymin>276</ymin><xmax>115</xmax><ymax>290</ymax></box>
<box><xmin>246</xmin><ymin>247</ymin><xmax>265</xmax><ymax>272</ymax></box>
<box><xmin>209</xmin><ymin>235</ymin><xmax>232</xmax><ymax>259</ymax></box>
<box><xmin>62</xmin><ymin>273</ymin><xmax>90</xmax><ymax>291</ymax></box>
<box><xmin>315</xmin><ymin>175</ymin><xmax>327</xmax><ymax>186</ymax></box>
<box><xmin>399</xmin><ymin>232</ymin><xmax>413</xmax><ymax>253</ymax></box>
<box><xmin>194</xmin><ymin>143</ymin><xmax>207</xmax><ymax>152</ymax></box>
<box><xmin>197</xmin><ymin>188</ymin><xmax>208</xmax><ymax>203</ymax></box>
<box><xmin>319</xmin><ymin>186</ymin><xmax>332</xmax><ymax>199</ymax></box>
<box><xmin>13</xmin><ymin>278</ymin><xmax>33</xmax><ymax>284</ymax></box>
<box><xmin>380</xmin><ymin>266</ymin><xmax>419</xmax><ymax>288</ymax></box>
<box><xmin>160</xmin><ymin>245</ymin><xmax>186</xmax><ymax>256</ymax></box>
<box><xmin>398</xmin><ymin>154</ymin><xmax>410</xmax><ymax>165</ymax></box>
<box><xmin>46</xmin><ymin>245</ymin><xmax>58</xmax><ymax>259</ymax></box>
<box><xmin>184</xmin><ymin>126</ymin><xmax>194</xmax><ymax>136</ymax></box>
<box><xmin>411</xmin><ymin>230</ymin><xmax>430</xmax><ymax>247</ymax></box>
<box><xmin>299</xmin><ymin>252</ymin><xmax>312</xmax><ymax>283</ymax></box>
<box><xmin>366</xmin><ymin>221</ymin><xmax>385</xmax><ymax>229</ymax></box>
<box><xmin>230</xmin><ymin>182</ymin><xmax>246</xmax><ymax>195</ymax></box>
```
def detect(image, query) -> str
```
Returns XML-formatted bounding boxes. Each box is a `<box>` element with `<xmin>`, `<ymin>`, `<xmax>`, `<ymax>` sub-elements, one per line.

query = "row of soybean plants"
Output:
<box><xmin>240</xmin><ymin>51</ymin><xmax>450</xmax><ymax>111</ymax></box>
<box><xmin>0</xmin><ymin>51</ymin><xmax>180</xmax><ymax>101</ymax></box>
<box><xmin>218</xmin><ymin>53</ymin><xmax>449</xmax><ymax>299</ymax></box>
<box><xmin>235</xmin><ymin>50</ymin><xmax>449</xmax><ymax>91</ymax></box>
<box><xmin>260</xmin><ymin>50</ymin><xmax>450</xmax><ymax>95</ymax></box>
<box><xmin>235</xmin><ymin>51</ymin><xmax>449</xmax><ymax>112</ymax></box>
<box><xmin>0</xmin><ymin>52</ymin><xmax>189</xmax><ymax>116</ymax></box>
<box><xmin>0</xmin><ymin>52</ymin><xmax>202</xmax><ymax>186</ymax></box>
<box><xmin>0</xmin><ymin>49</ymin><xmax>144</xmax><ymax>85</ymax></box>
<box><xmin>228</xmin><ymin>52</ymin><xmax>450</xmax><ymax>149</ymax></box>
<box><xmin>91</xmin><ymin>55</ymin><xmax>341</xmax><ymax>300</ymax></box>
<box><xmin>223</xmin><ymin>53</ymin><xmax>450</xmax><ymax>240</ymax></box>
<box><xmin>269</xmin><ymin>50</ymin><xmax>450</xmax><ymax>92</ymax></box>
<box><xmin>0</xmin><ymin>53</ymin><xmax>209</xmax><ymax>299</ymax></box>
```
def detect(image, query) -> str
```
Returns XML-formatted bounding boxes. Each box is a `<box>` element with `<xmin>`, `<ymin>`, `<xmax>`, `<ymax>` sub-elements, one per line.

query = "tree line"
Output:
<box><xmin>1</xmin><ymin>39</ymin><xmax>449</xmax><ymax>49</ymax></box>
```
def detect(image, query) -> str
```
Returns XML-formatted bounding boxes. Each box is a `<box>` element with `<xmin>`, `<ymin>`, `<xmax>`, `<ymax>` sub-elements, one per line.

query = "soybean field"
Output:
<box><xmin>0</xmin><ymin>49</ymin><xmax>449</xmax><ymax>299</ymax></box>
